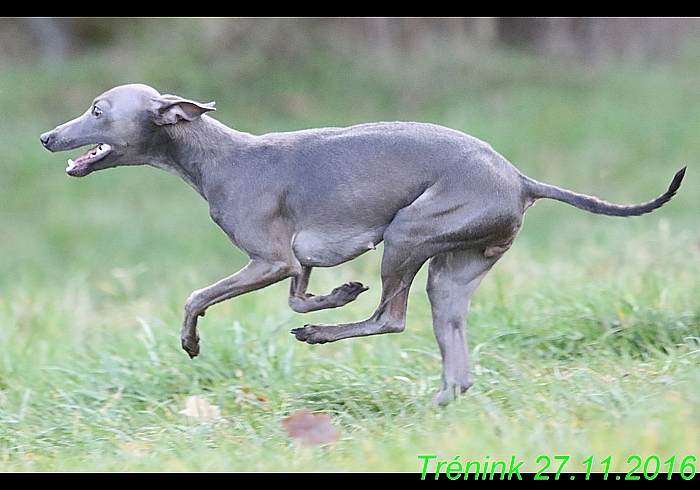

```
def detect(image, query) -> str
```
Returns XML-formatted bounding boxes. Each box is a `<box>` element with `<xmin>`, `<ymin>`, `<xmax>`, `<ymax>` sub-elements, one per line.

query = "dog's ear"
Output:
<box><xmin>151</xmin><ymin>95</ymin><xmax>216</xmax><ymax>126</ymax></box>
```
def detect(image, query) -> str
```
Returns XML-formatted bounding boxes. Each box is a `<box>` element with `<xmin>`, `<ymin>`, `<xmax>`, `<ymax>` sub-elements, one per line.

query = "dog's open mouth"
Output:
<box><xmin>66</xmin><ymin>143</ymin><xmax>112</xmax><ymax>177</ymax></box>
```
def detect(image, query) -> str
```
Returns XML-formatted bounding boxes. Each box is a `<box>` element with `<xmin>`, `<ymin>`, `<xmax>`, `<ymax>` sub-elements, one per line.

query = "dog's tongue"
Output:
<box><xmin>66</xmin><ymin>144</ymin><xmax>111</xmax><ymax>173</ymax></box>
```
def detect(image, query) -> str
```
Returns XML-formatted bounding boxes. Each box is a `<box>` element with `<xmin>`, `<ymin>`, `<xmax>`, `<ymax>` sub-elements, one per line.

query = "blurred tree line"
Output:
<box><xmin>2</xmin><ymin>18</ymin><xmax>700</xmax><ymax>65</ymax></box>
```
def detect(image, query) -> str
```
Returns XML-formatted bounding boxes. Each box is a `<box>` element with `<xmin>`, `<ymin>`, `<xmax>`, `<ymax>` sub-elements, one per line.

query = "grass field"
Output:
<box><xmin>1</xmin><ymin>30</ymin><xmax>699</xmax><ymax>473</ymax></box>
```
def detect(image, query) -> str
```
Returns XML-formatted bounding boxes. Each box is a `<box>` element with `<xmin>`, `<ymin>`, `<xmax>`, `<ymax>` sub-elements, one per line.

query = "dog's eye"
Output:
<box><xmin>92</xmin><ymin>105</ymin><xmax>103</xmax><ymax>117</ymax></box>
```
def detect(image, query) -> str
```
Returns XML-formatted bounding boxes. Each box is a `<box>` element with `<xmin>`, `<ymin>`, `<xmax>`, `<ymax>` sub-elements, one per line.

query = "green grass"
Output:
<box><xmin>1</xmin><ymin>27</ymin><xmax>699</xmax><ymax>472</ymax></box>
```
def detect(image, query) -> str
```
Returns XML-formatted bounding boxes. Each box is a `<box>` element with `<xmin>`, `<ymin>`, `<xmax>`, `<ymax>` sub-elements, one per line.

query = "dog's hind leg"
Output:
<box><xmin>287</xmin><ymin>265</ymin><xmax>368</xmax><ymax>313</ymax></box>
<box><xmin>291</xmin><ymin>183</ymin><xmax>481</xmax><ymax>345</ymax></box>
<box><xmin>426</xmin><ymin>249</ymin><xmax>498</xmax><ymax>406</ymax></box>
<box><xmin>291</xmin><ymin>243</ymin><xmax>427</xmax><ymax>344</ymax></box>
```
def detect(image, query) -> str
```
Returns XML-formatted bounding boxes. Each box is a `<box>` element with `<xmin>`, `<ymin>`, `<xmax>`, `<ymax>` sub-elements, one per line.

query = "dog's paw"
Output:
<box><xmin>434</xmin><ymin>387</ymin><xmax>456</xmax><ymax>407</ymax></box>
<box><xmin>181</xmin><ymin>334</ymin><xmax>201</xmax><ymax>358</ymax></box>
<box><xmin>330</xmin><ymin>281</ymin><xmax>369</xmax><ymax>304</ymax></box>
<box><xmin>291</xmin><ymin>324</ymin><xmax>329</xmax><ymax>344</ymax></box>
<box><xmin>434</xmin><ymin>377</ymin><xmax>473</xmax><ymax>406</ymax></box>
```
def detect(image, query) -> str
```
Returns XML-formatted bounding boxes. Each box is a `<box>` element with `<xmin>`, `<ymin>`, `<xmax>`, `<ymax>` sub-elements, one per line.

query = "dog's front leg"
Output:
<box><xmin>288</xmin><ymin>265</ymin><xmax>368</xmax><ymax>313</ymax></box>
<box><xmin>181</xmin><ymin>258</ymin><xmax>298</xmax><ymax>357</ymax></box>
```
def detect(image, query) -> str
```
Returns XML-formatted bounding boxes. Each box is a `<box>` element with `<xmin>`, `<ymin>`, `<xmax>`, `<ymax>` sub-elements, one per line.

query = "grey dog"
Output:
<box><xmin>40</xmin><ymin>84</ymin><xmax>685</xmax><ymax>405</ymax></box>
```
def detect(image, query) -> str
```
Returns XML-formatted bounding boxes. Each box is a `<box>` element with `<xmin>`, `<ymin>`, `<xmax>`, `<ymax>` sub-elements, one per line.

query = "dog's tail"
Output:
<box><xmin>520</xmin><ymin>167</ymin><xmax>686</xmax><ymax>217</ymax></box>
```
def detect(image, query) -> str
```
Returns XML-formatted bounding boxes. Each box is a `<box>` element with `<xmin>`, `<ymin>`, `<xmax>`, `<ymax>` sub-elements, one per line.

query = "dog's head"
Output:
<box><xmin>40</xmin><ymin>83</ymin><xmax>215</xmax><ymax>177</ymax></box>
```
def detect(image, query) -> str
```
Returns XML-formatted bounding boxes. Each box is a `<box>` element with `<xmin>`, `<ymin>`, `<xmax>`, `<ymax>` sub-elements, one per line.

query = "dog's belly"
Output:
<box><xmin>292</xmin><ymin>228</ymin><xmax>384</xmax><ymax>267</ymax></box>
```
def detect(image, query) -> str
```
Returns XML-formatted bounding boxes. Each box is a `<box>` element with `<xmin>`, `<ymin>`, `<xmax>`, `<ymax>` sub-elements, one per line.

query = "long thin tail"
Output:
<box><xmin>521</xmin><ymin>167</ymin><xmax>686</xmax><ymax>217</ymax></box>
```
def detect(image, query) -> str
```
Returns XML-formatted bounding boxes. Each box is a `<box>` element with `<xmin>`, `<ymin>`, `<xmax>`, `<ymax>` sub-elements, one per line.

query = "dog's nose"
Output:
<box><xmin>40</xmin><ymin>132</ymin><xmax>52</xmax><ymax>147</ymax></box>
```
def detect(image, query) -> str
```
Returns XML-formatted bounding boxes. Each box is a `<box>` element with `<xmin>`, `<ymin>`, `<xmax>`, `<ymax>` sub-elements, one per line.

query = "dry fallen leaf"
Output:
<box><xmin>178</xmin><ymin>395</ymin><xmax>223</xmax><ymax>421</ymax></box>
<box><xmin>281</xmin><ymin>409</ymin><xmax>340</xmax><ymax>445</ymax></box>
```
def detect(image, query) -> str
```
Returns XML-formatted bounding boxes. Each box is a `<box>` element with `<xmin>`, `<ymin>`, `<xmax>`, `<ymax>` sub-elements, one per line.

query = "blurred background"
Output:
<box><xmin>2</xmin><ymin>17</ymin><xmax>699</xmax><ymax>281</ymax></box>
<box><xmin>5</xmin><ymin>20</ymin><xmax>699</xmax><ymax>231</ymax></box>
<box><xmin>2</xmin><ymin>17</ymin><xmax>699</xmax><ymax>289</ymax></box>
<box><xmin>0</xmin><ymin>16</ymin><xmax>696</xmax><ymax>293</ymax></box>
<box><xmin>7</xmin><ymin>18</ymin><xmax>700</xmax><ymax>65</ymax></box>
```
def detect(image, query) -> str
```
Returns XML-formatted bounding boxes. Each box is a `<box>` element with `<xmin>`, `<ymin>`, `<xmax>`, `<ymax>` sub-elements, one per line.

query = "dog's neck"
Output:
<box><xmin>148</xmin><ymin>115</ymin><xmax>254</xmax><ymax>199</ymax></box>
